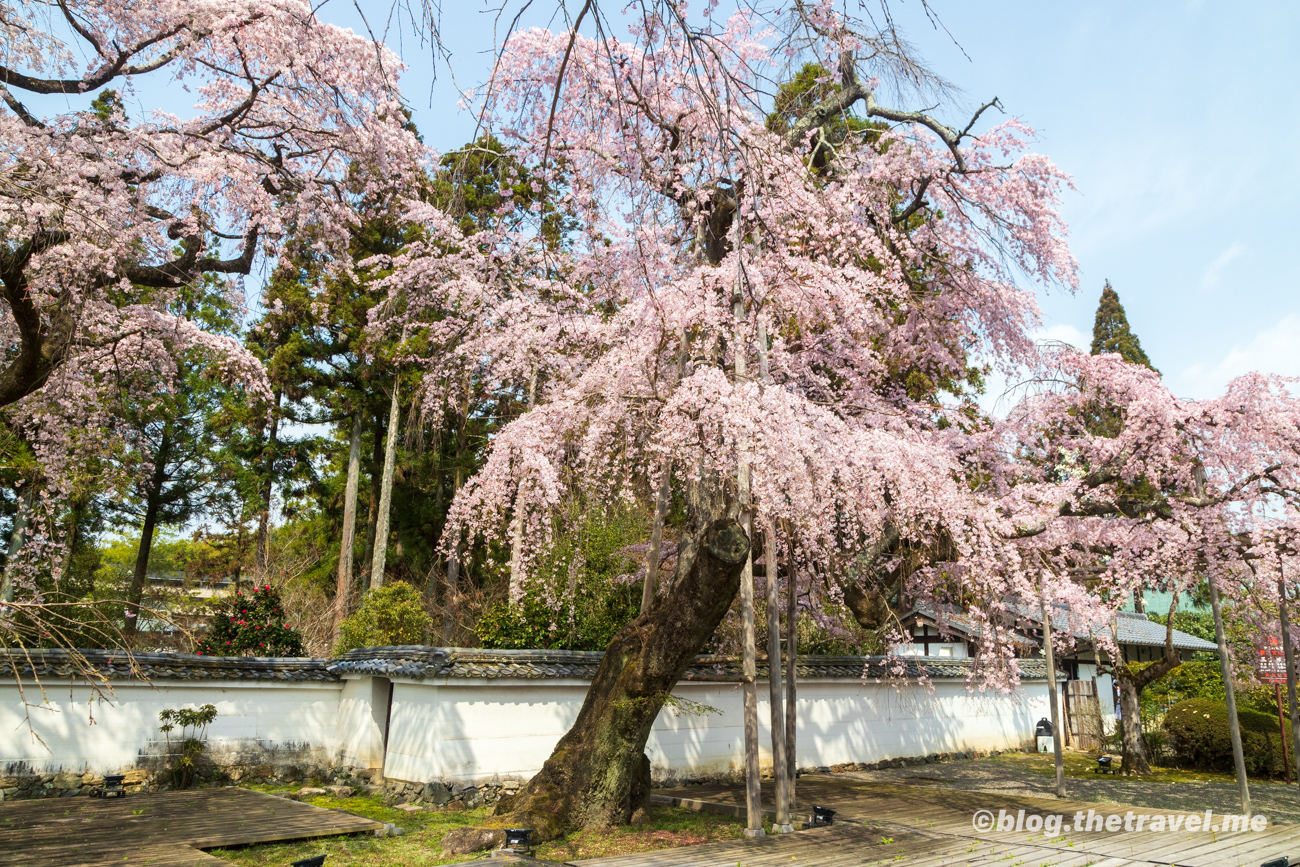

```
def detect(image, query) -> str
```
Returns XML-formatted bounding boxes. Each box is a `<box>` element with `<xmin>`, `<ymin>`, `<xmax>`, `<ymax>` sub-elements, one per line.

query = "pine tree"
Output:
<box><xmin>1091</xmin><ymin>281</ymin><xmax>1156</xmax><ymax>371</ymax></box>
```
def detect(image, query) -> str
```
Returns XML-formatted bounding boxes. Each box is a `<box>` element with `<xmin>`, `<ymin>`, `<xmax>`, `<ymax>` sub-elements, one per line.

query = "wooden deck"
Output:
<box><xmin>576</xmin><ymin>776</ymin><xmax>1300</xmax><ymax>867</ymax></box>
<box><xmin>0</xmin><ymin>786</ymin><xmax>383</xmax><ymax>866</ymax></box>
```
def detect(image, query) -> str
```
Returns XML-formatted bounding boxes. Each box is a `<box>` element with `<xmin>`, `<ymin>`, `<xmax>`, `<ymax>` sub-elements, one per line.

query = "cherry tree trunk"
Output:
<box><xmin>1115</xmin><ymin>602</ymin><xmax>1181</xmax><ymax>776</ymax></box>
<box><xmin>495</xmin><ymin>480</ymin><xmax>750</xmax><ymax>839</ymax></box>
<box><xmin>1116</xmin><ymin>671</ymin><xmax>1152</xmax><ymax>775</ymax></box>
<box><xmin>1115</xmin><ymin>660</ymin><xmax>1185</xmax><ymax>776</ymax></box>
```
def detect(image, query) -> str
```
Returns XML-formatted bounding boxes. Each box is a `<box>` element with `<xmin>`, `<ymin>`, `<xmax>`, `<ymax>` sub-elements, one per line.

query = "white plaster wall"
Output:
<box><xmin>381</xmin><ymin>680</ymin><xmax>590</xmax><ymax>784</ymax></box>
<box><xmin>892</xmin><ymin>643</ymin><xmax>969</xmax><ymax>659</ymax></box>
<box><xmin>380</xmin><ymin>676</ymin><xmax>1050</xmax><ymax>785</ymax></box>
<box><xmin>647</xmin><ymin>679</ymin><xmax>1048</xmax><ymax>781</ymax></box>
<box><xmin>333</xmin><ymin>676</ymin><xmax>390</xmax><ymax>769</ymax></box>
<box><xmin>0</xmin><ymin>680</ymin><xmax>342</xmax><ymax>776</ymax></box>
<box><xmin>0</xmin><ymin>673</ymin><xmax>1050</xmax><ymax>783</ymax></box>
<box><xmin>1096</xmin><ymin>672</ymin><xmax>1117</xmax><ymax>730</ymax></box>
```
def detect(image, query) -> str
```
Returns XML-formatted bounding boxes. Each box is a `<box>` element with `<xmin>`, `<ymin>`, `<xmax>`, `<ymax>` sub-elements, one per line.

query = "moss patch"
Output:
<box><xmin>209</xmin><ymin>786</ymin><xmax>749</xmax><ymax>866</ymax></box>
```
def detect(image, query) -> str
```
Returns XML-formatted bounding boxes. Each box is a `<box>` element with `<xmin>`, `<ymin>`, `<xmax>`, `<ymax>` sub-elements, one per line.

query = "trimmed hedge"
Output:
<box><xmin>1163</xmin><ymin>698</ymin><xmax>1292</xmax><ymax>776</ymax></box>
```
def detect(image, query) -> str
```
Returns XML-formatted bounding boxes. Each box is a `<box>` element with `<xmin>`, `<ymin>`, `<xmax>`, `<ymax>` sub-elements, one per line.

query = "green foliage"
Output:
<box><xmin>764</xmin><ymin>63</ymin><xmax>888</xmax><ymax>171</ymax></box>
<box><xmin>90</xmin><ymin>88</ymin><xmax>125</xmax><ymax>123</ymax></box>
<box><xmin>196</xmin><ymin>584</ymin><xmax>304</xmax><ymax>657</ymax></box>
<box><xmin>431</xmin><ymin>134</ymin><xmax>574</xmax><ymax>244</ymax></box>
<box><xmin>1143</xmin><ymin>659</ymin><xmax>1225</xmax><ymax>715</ymax></box>
<box><xmin>335</xmin><ymin>582</ymin><xmax>432</xmax><ymax>654</ymax></box>
<box><xmin>1148</xmin><ymin>609</ymin><xmax>1216</xmax><ymax>643</ymax></box>
<box><xmin>158</xmin><ymin>704</ymin><xmax>217</xmax><ymax>789</ymax></box>
<box><xmin>1162</xmin><ymin>698</ymin><xmax>1292</xmax><ymax>776</ymax></box>
<box><xmin>1091</xmin><ymin>281</ymin><xmax>1156</xmax><ymax>371</ymax></box>
<box><xmin>475</xmin><ymin>506</ymin><xmax>645</xmax><ymax>651</ymax></box>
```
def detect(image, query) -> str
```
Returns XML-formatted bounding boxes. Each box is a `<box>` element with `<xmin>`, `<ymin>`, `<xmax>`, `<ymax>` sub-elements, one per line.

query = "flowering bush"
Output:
<box><xmin>195</xmin><ymin>585</ymin><xmax>305</xmax><ymax>657</ymax></box>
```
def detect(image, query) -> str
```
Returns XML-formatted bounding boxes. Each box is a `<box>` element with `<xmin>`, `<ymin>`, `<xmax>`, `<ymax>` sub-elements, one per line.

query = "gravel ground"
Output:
<box><xmin>842</xmin><ymin>758</ymin><xmax>1300</xmax><ymax>824</ymax></box>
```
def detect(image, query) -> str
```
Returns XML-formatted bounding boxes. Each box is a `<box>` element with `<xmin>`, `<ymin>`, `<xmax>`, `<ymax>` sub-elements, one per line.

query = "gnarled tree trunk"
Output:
<box><xmin>1115</xmin><ymin>597</ymin><xmax>1182</xmax><ymax>775</ymax></box>
<box><xmin>494</xmin><ymin>474</ymin><xmax>749</xmax><ymax>839</ymax></box>
<box><xmin>1114</xmin><ymin>652</ymin><xmax>1181</xmax><ymax>775</ymax></box>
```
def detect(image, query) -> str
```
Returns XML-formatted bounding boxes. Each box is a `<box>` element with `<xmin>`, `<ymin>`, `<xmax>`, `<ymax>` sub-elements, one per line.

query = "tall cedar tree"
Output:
<box><xmin>1091</xmin><ymin>281</ymin><xmax>1156</xmax><ymax>371</ymax></box>
<box><xmin>1090</xmin><ymin>281</ymin><xmax>1173</xmax><ymax>775</ymax></box>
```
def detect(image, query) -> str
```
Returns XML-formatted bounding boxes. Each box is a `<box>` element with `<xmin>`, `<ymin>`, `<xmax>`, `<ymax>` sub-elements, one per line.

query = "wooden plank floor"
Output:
<box><xmin>0</xmin><ymin>786</ymin><xmax>383</xmax><ymax>866</ymax></box>
<box><xmin>577</xmin><ymin>776</ymin><xmax>1300</xmax><ymax>867</ymax></box>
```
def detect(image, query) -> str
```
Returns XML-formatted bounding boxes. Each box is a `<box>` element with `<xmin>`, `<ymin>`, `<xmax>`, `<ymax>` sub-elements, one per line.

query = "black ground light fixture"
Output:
<box><xmin>1094</xmin><ymin>755</ymin><xmax>1116</xmax><ymax>774</ymax></box>
<box><xmin>1261</xmin><ymin>858</ymin><xmax>1288</xmax><ymax>867</ymax></box>
<box><xmin>290</xmin><ymin>856</ymin><xmax>327</xmax><ymax>867</ymax></box>
<box><xmin>504</xmin><ymin>828</ymin><xmax>533</xmax><ymax>853</ymax></box>
<box><xmin>802</xmin><ymin>806</ymin><xmax>836</xmax><ymax>828</ymax></box>
<box><xmin>90</xmin><ymin>774</ymin><xmax>127</xmax><ymax>798</ymax></box>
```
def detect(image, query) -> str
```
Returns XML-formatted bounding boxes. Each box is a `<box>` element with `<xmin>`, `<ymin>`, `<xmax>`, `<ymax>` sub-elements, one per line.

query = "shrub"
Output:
<box><xmin>158</xmin><ymin>704</ymin><xmax>217</xmax><ymax>789</ymax></box>
<box><xmin>475</xmin><ymin>584</ymin><xmax>639</xmax><ymax>651</ymax></box>
<box><xmin>335</xmin><ymin>582</ymin><xmax>431</xmax><ymax>655</ymax></box>
<box><xmin>195</xmin><ymin>584</ymin><xmax>304</xmax><ymax>657</ymax></box>
<box><xmin>475</xmin><ymin>505</ymin><xmax>643</xmax><ymax>651</ymax></box>
<box><xmin>1163</xmin><ymin>698</ymin><xmax>1292</xmax><ymax>776</ymax></box>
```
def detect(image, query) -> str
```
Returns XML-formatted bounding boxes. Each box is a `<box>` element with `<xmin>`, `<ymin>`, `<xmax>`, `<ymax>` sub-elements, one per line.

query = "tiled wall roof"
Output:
<box><xmin>0</xmin><ymin>646</ymin><xmax>1053</xmax><ymax>684</ymax></box>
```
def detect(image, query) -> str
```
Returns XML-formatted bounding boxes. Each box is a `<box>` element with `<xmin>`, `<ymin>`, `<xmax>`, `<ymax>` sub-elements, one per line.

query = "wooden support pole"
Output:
<box><xmin>738</xmin><ymin>485</ymin><xmax>763</xmax><ymax>836</ymax></box>
<box><xmin>1281</xmin><ymin>575</ymin><xmax>1300</xmax><ymax>785</ymax></box>
<box><xmin>1277</xmin><ymin>682</ymin><xmax>1291</xmax><ymax>785</ymax></box>
<box><xmin>1208</xmin><ymin>570</ymin><xmax>1251</xmax><ymax>817</ymax></box>
<box><xmin>1039</xmin><ymin>586</ymin><xmax>1066</xmax><ymax>798</ymax></box>
<box><xmin>764</xmin><ymin>521</ymin><xmax>792</xmax><ymax>831</ymax></box>
<box><xmin>784</xmin><ymin>524</ymin><xmax>798</xmax><ymax>818</ymax></box>
<box><xmin>732</xmin><ymin>211</ymin><xmax>763</xmax><ymax>838</ymax></box>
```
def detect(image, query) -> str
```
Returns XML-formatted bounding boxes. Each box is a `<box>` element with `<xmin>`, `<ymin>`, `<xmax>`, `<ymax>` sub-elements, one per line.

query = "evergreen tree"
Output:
<box><xmin>1089</xmin><ymin>284</ymin><xmax>1170</xmax><ymax>770</ymax></box>
<box><xmin>1091</xmin><ymin>281</ymin><xmax>1156</xmax><ymax>371</ymax></box>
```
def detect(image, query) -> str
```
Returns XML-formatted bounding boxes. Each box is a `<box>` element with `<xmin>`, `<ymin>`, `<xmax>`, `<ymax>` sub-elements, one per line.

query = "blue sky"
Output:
<box><xmin>44</xmin><ymin>1</ymin><xmax>1293</xmax><ymax>404</ymax></box>
<box><xmin>889</xmin><ymin>1</ymin><xmax>1300</xmax><ymax>402</ymax></box>
<box><xmin>323</xmin><ymin>0</ymin><xmax>1299</xmax><ymax>404</ymax></box>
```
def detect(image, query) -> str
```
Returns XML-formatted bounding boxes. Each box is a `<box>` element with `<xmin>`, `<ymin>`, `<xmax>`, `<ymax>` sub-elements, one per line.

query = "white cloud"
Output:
<box><xmin>978</xmin><ymin>324</ymin><xmax>1092</xmax><ymax>416</ymax></box>
<box><xmin>1035</xmin><ymin>323</ymin><xmax>1090</xmax><ymax>352</ymax></box>
<box><xmin>1176</xmin><ymin>314</ymin><xmax>1300</xmax><ymax>398</ymax></box>
<box><xmin>1199</xmin><ymin>241</ymin><xmax>1247</xmax><ymax>291</ymax></box>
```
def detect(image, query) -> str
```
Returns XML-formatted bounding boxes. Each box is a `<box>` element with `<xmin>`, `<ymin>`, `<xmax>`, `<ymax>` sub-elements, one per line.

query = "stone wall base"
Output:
<box><xmin>0</xmin><ymin>761</ymin><xmax>366</xmax><ymax>801</ymax></box>
<box><xmin>373</xmin><ymin>749</ymin><xmax>1016</xmax><ymax>809</ymax></box>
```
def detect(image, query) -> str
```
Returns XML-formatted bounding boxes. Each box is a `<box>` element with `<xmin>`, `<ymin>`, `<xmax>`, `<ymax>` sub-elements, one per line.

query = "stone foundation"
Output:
<box><xmin>371</xmin><ymin>749</ymin><xmax>1012</xmax><ymax>810</ymax></box>
<box><xmin>0</xmin><ymin>760</ymin><xmax>364</xmax><ymax>801</ymax></box>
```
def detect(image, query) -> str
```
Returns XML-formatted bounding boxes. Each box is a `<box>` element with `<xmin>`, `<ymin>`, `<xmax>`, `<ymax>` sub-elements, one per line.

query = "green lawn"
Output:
<box><xmin>210</xmin><ymin>786</ymin><xmax>752</xmax><ymax>866</ymax></box>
